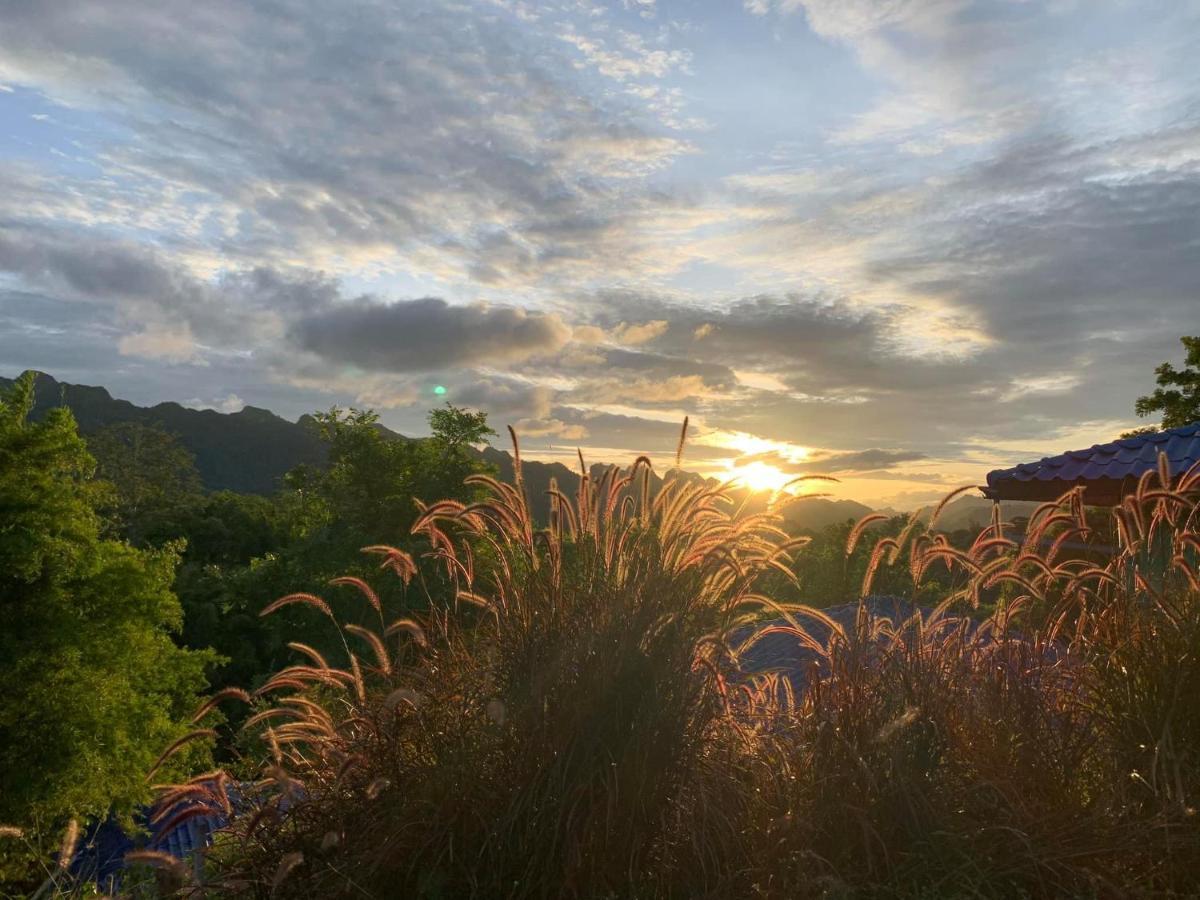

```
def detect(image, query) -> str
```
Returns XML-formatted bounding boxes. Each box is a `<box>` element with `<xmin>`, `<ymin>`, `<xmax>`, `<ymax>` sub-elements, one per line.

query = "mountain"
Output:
<box><xmin>2</xmin><ymin>371</ymin><xmax>328</xmax><ymax>494</ymax></box>
<box><xmin>912</xmin><ymin>496</ymin><xmax>1040</xmax><ymax>533</ymax></box>
<box><xmin>0</xmin><ymin>371</ymin><xmax>897</xmax><ymax>532</ymax></box>
<box><xmin>779</xmin><ymin>497</ymin><xmax>877</xmax><ymax>532</ymax></box>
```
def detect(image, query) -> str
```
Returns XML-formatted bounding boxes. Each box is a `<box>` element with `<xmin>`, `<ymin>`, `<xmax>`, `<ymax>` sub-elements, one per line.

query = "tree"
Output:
<box><xmin>289</xmin><ymin>403</ymin><xmax>496</xmax><ymax>544</ymax></box>
<box><xmin>168</xmin><ymin>403</ymin><xmax>498</xmax><ymax>695</ymax></box>
<box><xmin>0</xmin><ymin>374</ymin><xmax>213</xmax><ymax>883</ymax></box>
<box><xmin>419</xmin><ymin>403</ymin><xmax>497</xmax><ymax>506</ymax></box>
<box><xmin>428</xmin><ymin>402</ymin><xmax>496</xmax><ymax>451</ymax></box>
<box><xmin>87</xmin><ymin>422</ymin><xmax>203</xmax><ymax>543</ymax></box>
<box><xmin>1133</xmin><ymin>336</ymin><xmax>1200</xmax><ymax>430</ymax></box>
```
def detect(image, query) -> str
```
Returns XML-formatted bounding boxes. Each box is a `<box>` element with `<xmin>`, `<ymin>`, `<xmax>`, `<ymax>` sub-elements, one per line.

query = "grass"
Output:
<box><xmin>128</xmin><ymin>440</ymin><xmax>1200</xmax><ymax>897</ymax></box>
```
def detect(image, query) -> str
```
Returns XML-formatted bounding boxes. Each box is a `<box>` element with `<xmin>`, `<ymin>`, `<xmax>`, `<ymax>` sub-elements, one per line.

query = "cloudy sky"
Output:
<box><xmin>2</xmin><ymin>0</ymin><xmax>1198</xmax><ymax>506</ymax></box>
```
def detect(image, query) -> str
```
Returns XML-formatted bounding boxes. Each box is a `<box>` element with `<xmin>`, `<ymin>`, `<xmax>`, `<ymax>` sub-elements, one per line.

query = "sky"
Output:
<box><xmin>1</xmin><ymin>0</ymin><xmax>1198</xmax><ymax>507</ymax></box>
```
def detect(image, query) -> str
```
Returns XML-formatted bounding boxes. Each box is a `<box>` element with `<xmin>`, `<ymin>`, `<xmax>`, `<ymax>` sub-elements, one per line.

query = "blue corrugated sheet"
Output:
<box><xmin>68</xmin><ymin>787</ymin><xmax>229</xmax><ymax>892</ymax></box>
<box><xmin>737</xmin><ymin>597</ymin><xmax>951</xmax><ymax>692</ymax></box>
<box><xmin>984</xmin><ymin>422</ymin><xmax>1200</xmax><ymax>504</ymax></box>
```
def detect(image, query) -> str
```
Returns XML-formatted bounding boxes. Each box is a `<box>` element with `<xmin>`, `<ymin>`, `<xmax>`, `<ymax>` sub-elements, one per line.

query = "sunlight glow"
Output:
<box><xmin>699</xmin><ymin>429</ymin><xmax>809</xmax><ymax>461</ymax></box>
<box><xmin>723</xmin><ymin>460</ymin><xmax>793</xmax><ymax>494</ymax></box>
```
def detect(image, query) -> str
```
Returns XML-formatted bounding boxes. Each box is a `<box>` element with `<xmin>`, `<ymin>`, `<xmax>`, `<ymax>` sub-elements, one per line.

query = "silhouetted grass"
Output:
<box><xmin>139</xmin><ymin>440</ymin><xmax>1200</xmax><ymax>898</ymax></box>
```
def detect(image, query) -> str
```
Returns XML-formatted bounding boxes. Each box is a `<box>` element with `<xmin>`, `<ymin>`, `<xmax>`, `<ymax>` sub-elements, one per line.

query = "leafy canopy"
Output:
<box><xmin>87</xmin><ymin>421</ymin><xmax>203</xmax><ymax>543</ymax></box>
<box><xmin>1134</xmin><ymin>335</ymin><xmax>1200</xmax><ymax>430</ymax></box>
<box><xmin>285</xmin><ymin>402</ymin><xmax>495</xmax><ymax>541</ymax></box>
<box><xmin>168</xmin><ymin>402</ymin><xmax>495</xmax><ymax>695</ymax></box>
<box><xmin>0</xmin><ymin>374</ymin><xmax>213</xmax><ymax>881</ymax></box>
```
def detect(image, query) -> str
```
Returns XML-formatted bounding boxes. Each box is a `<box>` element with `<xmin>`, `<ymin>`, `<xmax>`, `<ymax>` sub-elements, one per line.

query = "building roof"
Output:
<box><xmin>67</xmin><ymin>788</ymin><xmax>229</xmax><ymax>891</ymax></box>
<box><xmin>984</xmin><ymin>422</ymin><xmax>1200</xmax><ymax>504</ymax></box>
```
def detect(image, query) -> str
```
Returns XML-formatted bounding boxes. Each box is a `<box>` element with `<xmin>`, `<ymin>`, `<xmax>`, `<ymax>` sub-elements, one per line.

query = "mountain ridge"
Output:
<box><xmin>2</xmin><ymin>371</ymin><xmax>991</xmax><ymax>531</ymax></box>
<box><xmin>1</xmin><ymin>371</ymin><xmax>328</xmax><ymax>494</ymax></box>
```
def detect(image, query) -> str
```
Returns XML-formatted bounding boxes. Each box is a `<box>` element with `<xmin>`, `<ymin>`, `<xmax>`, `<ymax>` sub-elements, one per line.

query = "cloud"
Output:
<box><xmin>0</xmin><ymin>0</ymin><xmax>697</xmax><ymax>288</ymax></box>
<box><xmin>291</xmin><ymin>298</ymin><xmax>572</xmax><ymax>373</ymax></box>
<box><xmin>557</xmin><ymin>26</ymin><xmax>690</xmax><ymax>82</ymax></box>
<box><xmin>803</xmin><ymin>448</ymin><xmax>928</xmax><ymax>474</ymax></box>
<box><xmin>187</xmin><ymin>393</ymin><xmax>246</xmax><ymax>414</ymax></box>
<box><xmin>511</xmin><ymin>417</ymin><xmax>588</xmax><ymax>440</ymax></box>
<box><xmin>613</xmin><ymin>319</ymin><xmax>669</xmax><ymax>345</ymax></box>
<box><xmin>118</xmin><ymin>325</ymin><xmax>204</xmax><ymax>363</ymax></box>
<box><xmin>745</xmin><ymin>0</ymin><xmax>1199</xmax><ymax>160</ymax></box>
<box><xmin>739</xmin><ymin>448</ymin><xmax>926</xmax><ymax>474</ymax></box>
<box><xmin>2</xmin><ymin>0</ymin><xmax>1199</xmax><ymax>506</ymax></box>
<box><xmin>0</xmin><ymin>225</ymin><xmax>575</xmax><ymax>380</ymax></box>
<box><xmin>0</xmin><ymin>227</ymin><xmax>285</xmax><ymax>356</ymax></box>
<box><xmin>574</xmin><ymin>374</ymin><xmax>713</xmax><ymax>405</ymax></box>
<box><xmin>581</xmin><ymin>291</ymin><xmax>897</xmax><ymax>396</ymax></box>
<box><xmin>444</xmin><ymin>376</ymin><xmax>556</xmax><ymax>421</ymax></box>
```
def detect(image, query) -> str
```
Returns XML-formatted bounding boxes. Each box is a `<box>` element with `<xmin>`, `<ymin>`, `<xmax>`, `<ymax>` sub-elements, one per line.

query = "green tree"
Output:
<box><xmin>169</xmin><ymin>403</ymin><xmax>496</xmax><ymax>695</ymax></box>
<box><xmin>428</xmin><ymin>402</ymin><xmax>496</xmax><ymax>451</ymax></box>
<box><xmin>291</xmin><ymin>402</ymin><xmax>495</xmax><ymax>544</ymax></box>
<box><xmin>1134</xmin><ymin>336</ymin><xmax>1200</xmax><ymax>430</ymax></box>
<box><xmin>0</xmin><ymin>374</ymin><xmax>213</xmax><ymax>883</ymax></box>
<box><xmin>86</xmin><ymin>422</ymin><xmax>203</xmax><ymax>543</ymax></box>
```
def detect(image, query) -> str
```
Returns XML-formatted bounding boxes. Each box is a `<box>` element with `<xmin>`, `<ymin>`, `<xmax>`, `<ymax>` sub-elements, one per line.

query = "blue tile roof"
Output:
<box><xmin>68</xmin><ymin>787</ymin><xmax>230</xmax><ymax>891</ymax></box>
<box><xmin>984</xmin><ymin>422</ymin><xmax>1200</xmax><ymax>504</ymax></box>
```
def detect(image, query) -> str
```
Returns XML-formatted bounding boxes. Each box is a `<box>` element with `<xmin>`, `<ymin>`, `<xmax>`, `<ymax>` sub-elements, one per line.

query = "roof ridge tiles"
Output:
<box><xmin>985</xmin><ymin>421</ymin><xmax>1200</xmax><ymax>503</ymax></box>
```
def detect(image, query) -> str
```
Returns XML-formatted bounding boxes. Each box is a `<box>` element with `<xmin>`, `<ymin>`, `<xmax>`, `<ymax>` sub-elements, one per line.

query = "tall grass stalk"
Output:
<box><xmin>147</xmin><ymin>447</ymin><xmax>1200</xmax><ymax>898</ymax></box>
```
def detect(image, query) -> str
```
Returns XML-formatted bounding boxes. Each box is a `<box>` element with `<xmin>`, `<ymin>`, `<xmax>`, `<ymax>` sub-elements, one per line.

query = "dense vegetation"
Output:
<box><xmin>3</xmin><ymin>345</ymin><xmax>1199</xmax><ymax>897</ymax></box>
<box><xmin>0</xmin><ymin>375</ymin><xmax>213</xmax><ymax>884</ymax></box>
<box><xmin>142</xmin><ymin>449</ymin><xmax>1200</xmax><ymax>898</ymax></box>
<box><xmin>0</xmin><ymin>377</ymin><xmax>500</xmax><ymax>892</ymax></box>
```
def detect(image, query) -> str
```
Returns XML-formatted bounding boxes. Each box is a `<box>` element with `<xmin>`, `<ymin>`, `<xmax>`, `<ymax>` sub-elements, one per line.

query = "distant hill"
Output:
<box><xmin>912</xmin><ymin>496</ymin><xmax>1040</xmax><ymax>532</ymax></box>
<box><xmin>2</xmin><ymin>371</ymin><xmax>328</xmax><ymax>494</ymax></box>
<box><xmin>0</xmin><ymin>371</ymin><xmax>927</xmax><ymax>532</ymax></box>
<box><xmin>780</xmin><ymin>497</ymin><xmax>877</xmax><ymax>532</ymax></box>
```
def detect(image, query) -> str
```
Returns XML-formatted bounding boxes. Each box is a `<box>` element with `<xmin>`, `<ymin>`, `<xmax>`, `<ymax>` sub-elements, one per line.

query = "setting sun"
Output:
<box><xmin>724</xmin><ymin>460</ymin><xmax>793</xmax><ymax>495</ymax></box>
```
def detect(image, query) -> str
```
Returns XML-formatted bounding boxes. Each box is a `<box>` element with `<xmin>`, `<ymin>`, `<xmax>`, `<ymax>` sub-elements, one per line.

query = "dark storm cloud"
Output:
<box><xmin>292</xmin><ymin>297</ymin><xmax>571</xmax><ymax>373</ymax></box>
<box><xmin>0</xmin><ymin>226</ymin><xmax>576</xmax><ymax>378</ymax></box>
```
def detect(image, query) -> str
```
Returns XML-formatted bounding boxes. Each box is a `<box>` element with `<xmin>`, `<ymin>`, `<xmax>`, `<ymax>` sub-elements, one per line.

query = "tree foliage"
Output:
<box><xmin>87</xmin><ymin>421</ymin><xmax>204</xmax><ymax>543</ymax></box>
<box><xmin>287</xmin><ymin>402</ymin><xmax>496</xmax><ymax>541</ymax></box>
<box><xmin>0</xmin><ymin>374</ymin><xmax>213</xmax><ymax>882</ymax></box>
<box><xmin>166</xmin><ymin>402</ymin><xmax>497</xmax><ymax>694</ymax></box>
<box><xmin>1134</xmin><ymin>335</ymin><xmax>1200</xmax><ymax>430</ymax></box>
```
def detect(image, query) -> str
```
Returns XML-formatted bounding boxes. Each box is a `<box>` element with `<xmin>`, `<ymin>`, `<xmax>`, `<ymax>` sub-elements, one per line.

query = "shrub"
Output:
<box><xmin>738</xmin><ymin>464</ymin><xmax>1200</xmax><ymax>897</ymax></box>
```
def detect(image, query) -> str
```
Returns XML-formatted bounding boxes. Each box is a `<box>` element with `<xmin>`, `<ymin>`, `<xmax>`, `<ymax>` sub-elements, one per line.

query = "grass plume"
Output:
<box><xmin>148</xmin><ymin>445</ymin><xmax>1200</xmax><ymax>898</ymax></box>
